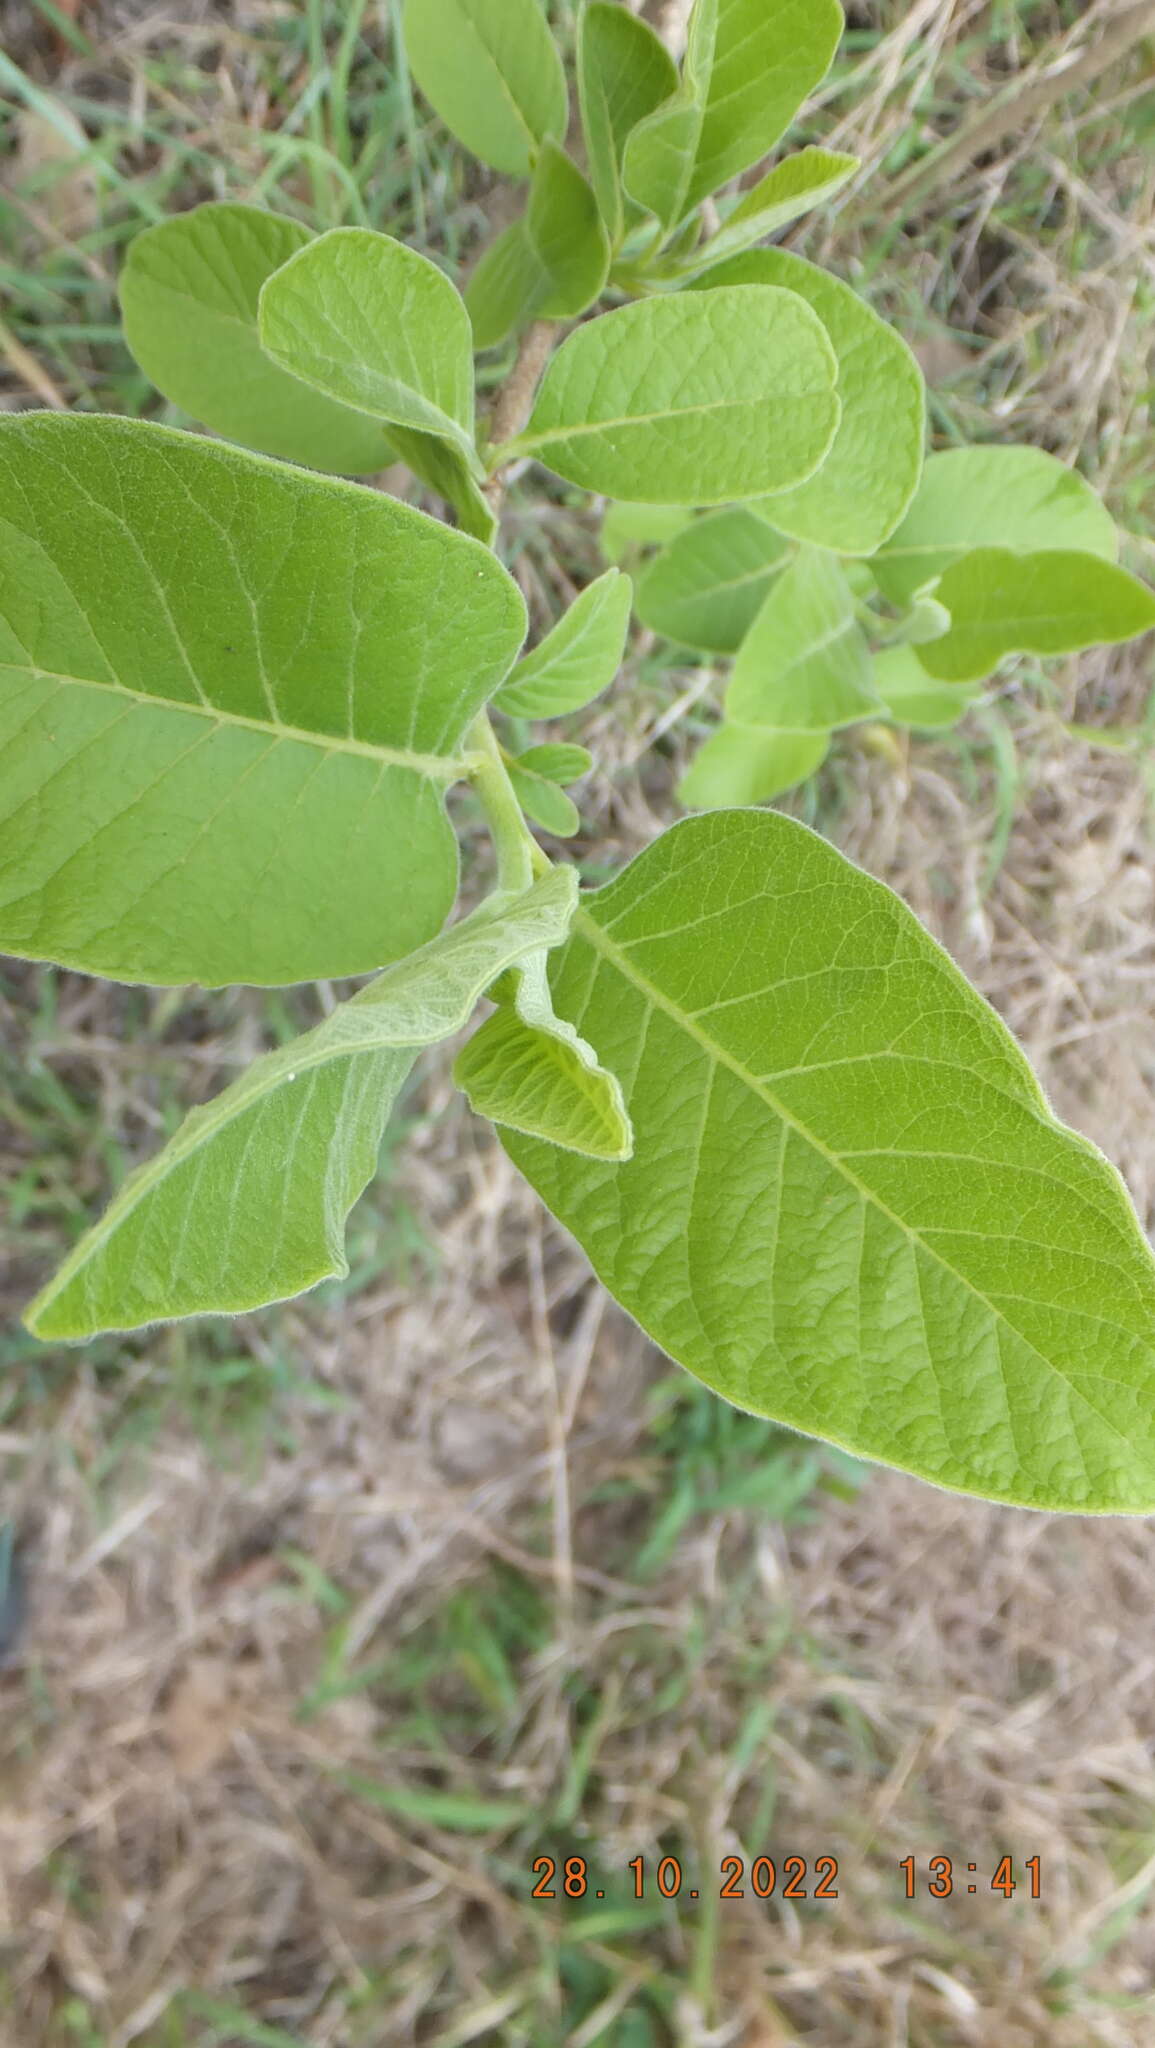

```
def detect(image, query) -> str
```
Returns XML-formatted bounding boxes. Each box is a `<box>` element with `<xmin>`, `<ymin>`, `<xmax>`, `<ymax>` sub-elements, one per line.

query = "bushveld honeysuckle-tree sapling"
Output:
<box><xmin>5</xmin><ymin>0</ymin><xmax>1155</xmax><ymax>1514</ymax></box>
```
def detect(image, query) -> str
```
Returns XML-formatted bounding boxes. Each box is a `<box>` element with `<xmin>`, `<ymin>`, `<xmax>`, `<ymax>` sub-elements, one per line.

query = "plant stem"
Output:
<box><xmin>482</xmin><ymin>318</ymin><xmax>559</xmax><ymax>514</ymax></box>
<box><xmin>467</xmin><ymin>712</ymin><xmax>548</xmax><ymax>893</ymax></box>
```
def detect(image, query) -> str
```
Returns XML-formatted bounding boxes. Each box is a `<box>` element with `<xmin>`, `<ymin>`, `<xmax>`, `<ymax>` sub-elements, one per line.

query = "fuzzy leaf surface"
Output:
<box><xmin>693</xmin><ymin>248</ymin><xmax>924</xmax><ymax>553</ymax></box>
<box><xmin>726</xmin><ymin>547</ymin><xmax>877</xmax><ymax>731</ymax></box>
<box><xmin>495</xmin><ymin>568</ymin><xmax>632</xmax><ymax>717</ymax></box>
<box><xmin>635</xmin><ymin>507</ymin><xmax>790</xmax><ymax>652</ymax></box>
<box><xmin>685</xmin><ymin>0</ymin><xmax>844</xmax><ymax>213</ymax></box>
<box><xmin>257</xmin><ymin>228</ymin><xmax>479</xmax><ymax>467</ymax></box>
<box><xmin>402</xmin><ymin>0</ymin><xmax>567</xmax><ymax>176</ymax></box>
<box><xmin>0</xmin><ymin>414</ymin><xmax>526</xmax><ymax>987</ymax></box>
<box><xmin>513</xmin><ymin>286</ymin><xmax>840</xmax><ymax>504</ymax></box>
<box><xmin>508</xmin><ymin>765</ymin><xmax>581</xmax><ymax>835</ymax></box>
<box><xmin>454</xmin><ymin>945</ymin><xmax>632</xmax><ymax>1160</ymax></box>
<box><xmin>513</xmin><ymin>744</ymin><xmax>593</xmax><ymax>785</ymax></box>
<box><xmin>119</xmin><ymin>203</ymin><xmax>392</xmax><ymax>475</ymax></box>
<box><xmin>917</xmin><ymin>549</ymin><xmax>1155</xmax><ymax>684</ymax></box>
<box><xmin>578</xmin><ymin>2</ymin><xmax>679</xmax><ymax>242</ymax></box>
<box><xmin>500</xmin><ymin>809</ymin><xmax>1155</xmax><ymax>1512</ymax></box>
<box><xmin>25</xmin><ymin>869</ymin><xmax>577</xmax><ymax>1340</ymax></box>
<box><xmin>872</xmin><ymin>446</ymin><xmax>1119</xmax><ymax>609</ymax></box>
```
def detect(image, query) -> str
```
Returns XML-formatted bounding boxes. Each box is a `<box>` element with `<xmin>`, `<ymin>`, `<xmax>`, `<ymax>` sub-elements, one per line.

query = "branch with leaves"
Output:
<box><xmin>4</xmin><ymin>0</ymin><xmax>1155</xmax><ymax>1516</ymax></box>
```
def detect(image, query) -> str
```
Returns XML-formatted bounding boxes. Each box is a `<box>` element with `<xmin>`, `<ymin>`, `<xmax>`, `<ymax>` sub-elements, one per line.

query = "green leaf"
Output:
<box><xmin>465</xmin><ymin>220</ymin><xmax>542</xmax><ymax>352</ymax></box>
<box><xmin>578</xmin><ymin>1</ymin><xmax>679</xmax><ymax>244</ymax></box>
<box><xmin>463</xmin><ymin>148</ymin><xmax>609</xmax><ymax>349</ymax></box>
<box><xmin>916</xmin><ymin>549</ymin><xmax>1155</xmax><ymax>685</ymax></box>
<box><xmin>621</xmin><ymin>0</ymin><xmax>717</xmax><ymax>232</ymax></box>
<box><xmin>600</xmin><ymin>502</ymin><xmax>696</xmax><ymax>564</ymax></box>
<box><xmin>685</xmin><ymin>0</ymin><xmax>844</xmax><ymax>214</ymax></box>
<box><xmin>118</xmin><ymin>203</ymin><xmax>393</xmax><ymax>476</ymax></box>
<box><xmin>635</xmin><ymin>507</ymin><xmax>790</xmax><ymax>652</ymax></box>
<box><xmin>678</xmin><ymin>722</ymin><xmax>830</xmax><ymax>804</ymax></box>
<box><xmin>513</xmin><ymin>744</ymin><xmax>593</xmax><ymax>784</ymax></box>
<box><xmin>455</xmin><ymin>946</ymin><xmax>632</xmax><ymax>1160</ymax></box>
<box><xmin>0</xmin><ymin>414</ymin><xmax>526</xmax><ymax>987</ymax></box>
<box><xmin>525</xmin><ymin>142</ymin><xmax>611</xmax><ymax>318</ymax></box>
<box><xmin>384</xmin><ymin>428</ymin><xmax>497</xmax><ymax>545</ymax></box>
<box><xmin>726</xmin><ymin>547</ymin><xmax>878</xmax><ymax>731</ymax></box>
<box><xmin>500</xmin><ymin>809</ymin><xmax>1155</xmax><ymax>1513</ymax></box>
<box><xmin>257</xmin><ymin>227</ymin><xmax>479</xmax><ymax>470</ymax></box>
<box><xmin>692</xmin><ymin>248</ymin><xmax>925</xmax><ymax>554</ymax></box>
<box><xmin>672</xmin><ymin>147</ymin><xmax>859</xmax><ymax>275</ymax></box>
<box><xmin>402</xmin><ymin>0</ymin><xmax>567</xmax><ymax>177</ymax></box>
<box><xmin>871</xmin><ymin>645</ymin><xmax>981</xmax><ymax>730</ymax></box>
<box><xmin>25</xmin><ymin>868</ymin><xmax>576</xmax><ymax>1340</ymax></box>
<box><xmin>509</xmin><ymin>286</ymin><xmax>840</xmax><ymax>504</ymax></box>
<box><xmin>508</xmin><ymin>765</ymin><xmax>582</xmax><ymax>836</ymax></box>
<box><xmin>872</xmin><ymin>446</ymin><xmax>1119</xmax><ymax>610</ymax></box>
<box><xmin>495</xmin><ymin>568</ymin><xmax>632</xmax><ymax>718</ymax></box>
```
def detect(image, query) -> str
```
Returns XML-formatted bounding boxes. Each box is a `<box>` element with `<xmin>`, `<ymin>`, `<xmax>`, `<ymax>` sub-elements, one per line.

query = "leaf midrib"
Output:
<box><xmin>14</xmin><ymin>664</ymin><xmax>475</xmax><ymax>780</ymax></box>
<box><xmin>573</xmin><ymin>905</ymin><xmax>1146</xmax><ymax>1450</ymax></box>
<box><xmin>514</xmin><ymin>383</ymin><xmax>834</xmax><ymax>455</ymax></box>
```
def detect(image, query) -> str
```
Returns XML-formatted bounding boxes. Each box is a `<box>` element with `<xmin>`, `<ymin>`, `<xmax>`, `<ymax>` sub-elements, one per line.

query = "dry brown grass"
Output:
<box><xmin>3</xmin><ymin>2</ymin><xmax>1155</xmax><ymax>2043</ymax></box>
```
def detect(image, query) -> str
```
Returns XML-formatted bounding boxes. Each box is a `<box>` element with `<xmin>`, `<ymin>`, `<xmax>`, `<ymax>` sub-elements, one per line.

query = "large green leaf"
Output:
<box><xmin>495</xmin><ymin>568</ymin><xmax>632</xmax><ymax>718</ymax></box>
<box><xmin>621</xmin><ymin>0</ymin><xmax>717</xmax><ymax>232</ymax></box>
<box><xmin>402</xmin><ymin>0</ymin><xmax>567</xmax><ymax>177</ymax></box>
<box><xmin>872</xmin><ymin>446</ymin><xmax>1119</xmax><ymax>609</ymax></box>
<box><xmin>692</xmin><ymin>248</ymin><xmax>925</xmax><ymax>553</ymax></box>
<box><xmin>0</xmin><ymin>414</ymin><xmax>526</xmax><ymax>988</ymax></box>
<box><xmin>678</xmin><ymin>722</ymin><xmax>830</xmax><ymax>805</ymax></box>
<box><xmin>726</xmin><ymin>547</ymin><xmax>878</xmax><ymax>731</ymax></box>
<box><xmin>454</xmin><ymin>944</ymin><xmax>632</xmax><ymax>1161</ymax></box>
<box><xmin>671</xmin><ymin>147</ymin><xmax>859</xmax><ymax>276</ymax></box>
<box><xmin>501</xmin><ymin>809</ymin><xmax>1155</xmax><ymax>1513</ymax></box>
<box><xmin>257</xmin><ymin>227</ymin><xmax>479</xmax><ymax>468</ymax></box>
<box><xmin>118</xmin><ymin>203</ymin><xmax>393</xmax><ymax>475</ymax></box>
<box><xmin>685</xmin><ymin>0</ymin><xmax>844</xmax><ymax>213</ymax></box>
<box><xmin>508</xmin><ymin>286</ymin><xmax>840</xmax><ymax>504</ymax></box>
<box><xmin>577</xmin><ymin>2</ymin><xmax>679</xmax><ymax>244</ymax></box>
<box><xmin>635</xmin><ymin>507</ymin><xmax>790</xmax><ymax>653</ymax></box>
<box><xmin>917</xmin><ymin>549</ymin><xmax>1155</xmax><ymax>685</ymax></box>
<box><xmin>25</xmin><ymin>869</ymin><xmax>577</xmax><ymax>1340</ymax></box>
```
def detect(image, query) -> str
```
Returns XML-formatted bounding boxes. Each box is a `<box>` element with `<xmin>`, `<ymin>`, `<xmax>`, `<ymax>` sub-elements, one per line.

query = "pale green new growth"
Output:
<box><xmin>495</xmin><ymin>569</ymin><xmax>633</xmax><ymax>717</ymax></box>
<box><xmin>673</xmin><ymin>147</ymin><xmax>859</xmax><ymax>275</ymax></box>
<box><xmin>502</xmin><ymin>812</ymin><xmax>1155</xmax><ymax>1513</ymax></box>
<box><xmin>678</xmin><ymin>724</ymin><xmax>831</xmax><ymax>807</ymax></box>
<box><xmin>118</xmin><ymin>203</ymin><xmax>392</xmax><ymax>474</ymax></box>
<box><xmin>511</xmin><ymin>287</ymin><xmax>841</xmax><ymax>504</ymax></box>
<box><xmin>455</xmin><ymin>946</ymin><xmax>632</xmax><ymax>1161</ymax></box>
<box><xmin>25</xmin><ymin>870</ymin><xmax>578</xmax><ymax>1340</ymax></box>
<box><xmin>872</xmin><ymin>645</ymin><xmax>982</xmax><ymax>730</ymax></box>
<box><xmin>726</xmin><ymin>547</ymin><xmax>879</xmax><ymax>731</ymax></box>
<box><xmin>873</xmin><ymin>445</ymin><xmax>1119</xmax><ymax>608</ymax></box>
<box><xmin>918</xmin><ymin>548</ymin><xmax>1155</xmax><ymax>683</ymax></box>
<box><xmin>621</xmin><ymin>0</ymin><xmax>717</xmax><ymax>232</ymax></box>
<box><xmin>634</xmin><ymin>508</ymin><xmax>790</xmax><ymax>653</ymax></box>
<box><xmin>684</xmin><ymin>0</ymin><xmax>844</xmax><ymax>212</ymax></box>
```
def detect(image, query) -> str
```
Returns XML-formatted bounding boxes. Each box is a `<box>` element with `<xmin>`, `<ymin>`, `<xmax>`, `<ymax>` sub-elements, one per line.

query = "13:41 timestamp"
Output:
<box><xmin>901</xmin><ymin>1856</ymin><xmax>1041</xmax><ymax>1900</ymax></box>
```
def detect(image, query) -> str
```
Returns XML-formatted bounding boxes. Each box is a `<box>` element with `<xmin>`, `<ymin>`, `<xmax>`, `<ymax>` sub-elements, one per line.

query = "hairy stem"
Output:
<box><xmin>482</xmin><ymin>318</ymin><xmax>559</xmax><ymax>516</ymax></box>
<box><xmin>467</xmin><ymin>711</ymin><xmax>549</xmax><ymax>893</ymax></box>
